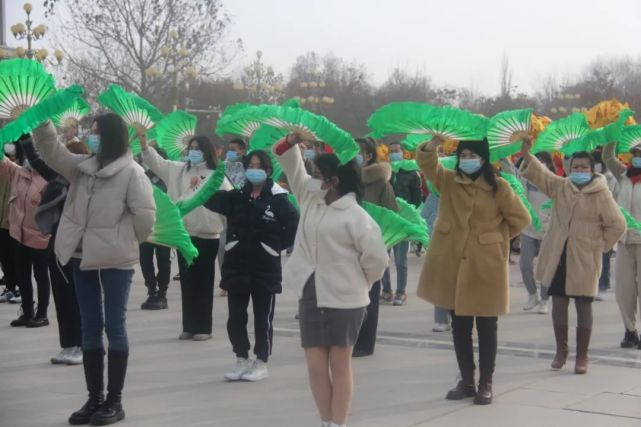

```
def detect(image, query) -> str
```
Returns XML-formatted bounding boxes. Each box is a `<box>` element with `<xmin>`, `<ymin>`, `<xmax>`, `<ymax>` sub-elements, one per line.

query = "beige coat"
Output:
<box><xmin>33</xmin><ymin>122</ymin><xmax>156</xmax><ymax>270</ymax></box>
<box><xmin>521</xmin><ymin>156</ymin><xmax>626</xmax><ymax>297</ymax></box>
<box><xmin>361</xmin><ymin>162</ymin><xmax>398</xmax><ymax>211</ymax></box>
<box><xmin>416</xmin><ymin>143</ymin><xmax>531</xmax><ymax>316</ymax></box>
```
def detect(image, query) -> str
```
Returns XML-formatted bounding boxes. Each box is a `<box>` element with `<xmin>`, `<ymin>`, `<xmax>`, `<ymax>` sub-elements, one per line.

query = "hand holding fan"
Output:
<box><xmin>51</xmin><ymin>97</ymin><xmax>90</xmax><ymax>129</ymax></box>
<box><xmin>532</xmin><ymin>113</ymin><xmax>591</xmax><ymax>154</ymax></box>
<box><xmin>486</xmin><ymin>108</ymin><xmax>532</xmax><ymax>161</ymax></box>
<box><xmin>147</xmin><ymin>111</ymin><xmax>197</xmax><ymax>160</ymax></box>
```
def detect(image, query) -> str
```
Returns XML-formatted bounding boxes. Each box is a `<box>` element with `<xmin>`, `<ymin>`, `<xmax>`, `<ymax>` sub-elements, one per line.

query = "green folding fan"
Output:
<box><xmin>0</xmin><ymin>58</ymin><xmax>56</xmax><ymax>120</ymax></box>
<box><xmin>396</xmin><ymin>197</ymin><xmax>429</xmax><ymax>233</ymax></box>
<box><xmin>148</xmin><ymin>185</ymin><xmax>199</xmax><ymax>265</ymax></box>
<box><xmin>487</xmin><ymin>109</ymin><xmax>533</xmax><ymax>162</ymax></box>
<box><xmin>51</xmin><ymin>97</ymin><xmax>90</xmax><ymax>129</ymax></box>
<box><xmin>175</xmin><ymin>161</ymin><xmax>227</xmax><ymax>216</ymax></box>
<box><xmin>148</xmin><ymin>110</ymin><xmax>197</xmax><ymax>161</ymax></box>
<box><xmin>532</xmin><ymin>113</ymin><xmax>591</xmax><ymax>154</ymax></box>
<box><xmin>617</xmin><ymin>125</ymin><xmax>641</xmax><ymax>154</ymax></box>
<box><xmin>391</xmin><ymin>159</ymin><xmax>419</xmax><ymax>173</ymax></box>
<box><xmin>401</xmin><ymin>134</ymin><xmax>433</xmax><ymax>152</ymax></box>
<box><xmin>0</xmin><ymin>85</ymin><xmax>85</xmax><ymax>145</ymax></box>
<box><xmin>362</xmin><ymin>201</ymin><xmax>429</xmax><ymax>248</ymax></box>
<box><xmin>98</xmin><ymin>84</ymin><xmax>164</xmax><ymax>155</ymax></box>
<box><xmin>367</xmin><ymin>102</ymin><xmax>488</xmax><ymax>141</ymax></box>
<box><xmin>560</xmin><ymin>109</ymin><xmax>635</xmax><ymax>156</ymax></box>
<box><xmin>499</xmin><ymin>172</ymin><xmax>542</xmax><ymax>232</ymax></box>
<box><xmin>216</xmin><ymin>103</ymin><xmax>262</xmax><ymax>138</ymax></box>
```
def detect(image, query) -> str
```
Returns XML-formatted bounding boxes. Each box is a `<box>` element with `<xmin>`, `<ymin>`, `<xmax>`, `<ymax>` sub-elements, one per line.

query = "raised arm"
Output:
<box><xmin>140</xmin><ymin>135</ymin><xmax>179</xmax><ymax>183</ymax></box>
<box><xmin>415</xmin><ymin>136</ymin><xmax>451</xmax><ymax>194</ymax></box>
<box><xmin>519</xmin><ymin>137</ymin><xmax>565</xmax><ymax>200</ymax></box>
<box><xmin>273</xmin><ymin>134</ymin><xmax>311</xmax><ymax>203</ymax></box>
<box><xmin>32</xmin><ymin>121</ymin><xmax>86</xmax><ymax>182</ymax></box>
<box><xmin>19</xmin><ymin>135</ymin><xmax>58</xmax><ymax>182</ymax></box>
<box><xmin>603</xmin><ymin>142</ymin><xmax>626</xmax><ymax>181</ymax></box>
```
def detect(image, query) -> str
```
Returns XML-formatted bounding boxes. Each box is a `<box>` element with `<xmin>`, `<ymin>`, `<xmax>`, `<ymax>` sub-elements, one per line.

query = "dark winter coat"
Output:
<box><xmin>204</xmin><ymin>179</ymin><xmax>300</xmax><ymax>294</ymax></box>
<box><xmin>392</xmin><ymin>169</ymin><xmax>423</xmax><ymax>207</ymax></box>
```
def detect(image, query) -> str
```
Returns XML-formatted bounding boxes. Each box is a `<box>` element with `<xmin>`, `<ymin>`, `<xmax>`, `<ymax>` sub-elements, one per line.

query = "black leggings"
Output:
<box><xmin>451</xmin><ymin>312</ymin><xmax>498</xmax><ymax>383</ymax></box>
<box><xmin>12</xmin><ymin>237</ymin><xmax>50</xmax><ymax>317</ymax></box>
<box><xmin>0</xmin><ymin>228</ymin><xmax>17</xmax><ymax>292</ymax></box>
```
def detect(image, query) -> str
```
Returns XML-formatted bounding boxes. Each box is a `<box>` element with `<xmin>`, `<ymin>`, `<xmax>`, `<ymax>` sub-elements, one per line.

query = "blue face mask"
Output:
<box><xmin>632</xmin><ymin>157</ymin><xmax>641</xmax><ymax>168</ymax></box>
<box><xmin>87</xmin><ymin>134</ymin><xmax>100</xmax><ymax>153</ymax></box>
<box><xmin>389</xmin><ymin>152</ymin><xmax>403</xmax><ymax>163</ymax></box>
<box><xmin>188</xmin><ymin>150</ymin><xmax>204</xmax><ymax>165</ymax></box>
<box><xmin>459</xmin><ymin>158</ymin><xmax>482</xmax><ymax>175</ymax></box>
<box><xmin>570</xmin><ymin>172</ymin><xmax>592</xmax><ymax>185</ymax></box>
<box><xmin>356</xmin><ymin>154</ymin><xmax>364</xmax><ymax>167</ymax></box>
<box><xmin>226</xmin><ymin>150</ymin><xmax>238</xmax><ymax>162</ymax></box>
<box><xmin>245</xmin><ymin>168</ymin><xmax>267</xmax><ymax>184</ymax></box>
<box><xmin>303</xmin><ymin>149</ymin><xmax>316</xmax><ymax>161</ymax></box>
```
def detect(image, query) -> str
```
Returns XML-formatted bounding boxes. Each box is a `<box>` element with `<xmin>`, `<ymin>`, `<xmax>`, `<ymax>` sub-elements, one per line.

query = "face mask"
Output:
<box><xmin>307</xmin><ymin>178</ymin><xmax>326</xmax><ymax>194</ymax></box>
<box><xmin>389</xmin><ymin>152</ymin><xmax>403</xmax><ymax>163</ymax></box>
<box><xmin>356</xmin><ymin>154</ymin><xmax>364</xmax><ymax>167</ymax></box>
<box><xmin>632</xmin><ymin>157</ymin><xmax>641</xmax><ymax>168</ymax></box>
<box><xmin>87</xmin><ymin>134</ymin><xmax>100</xmax><ymax>153</ymax></box>
<box><xmin>188</xmin><ymin>150</ymin><xmax>204</xmax><ymax>165</ymax></box>
<box><xmin>459</xmin><ymin>158</ymin><xmax>482</xmax><ymax>175</ymax></box>
<box><xmin>570</xmin><ymin>172</ymin><xmax>592</xmax><ymax>185</ymax></box>
<box><xmin>303</xmin><ymin>149</ymin><xmax>316</xmax><ymax>161</ymax></box>
<box><xmin>226</xmin><ymin>150</ymin><xmax>238</xmax><ymax>162</ymax></box>
<box><xmin>245</xmin><ymin>168</ymin><xmax>267</xmax><ymax>184</ymax></box>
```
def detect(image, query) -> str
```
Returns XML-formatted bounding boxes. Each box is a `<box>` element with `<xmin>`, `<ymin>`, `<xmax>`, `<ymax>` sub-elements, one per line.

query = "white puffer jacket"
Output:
<box><xmin>142</xmin><ymin>146</ymin><xmax>232</xmax><ymax>239</ymax></box>
<box><xmin>33</xmin><ymin>122</ymin><xmax>156</xmax><ymax>270</ymax></box>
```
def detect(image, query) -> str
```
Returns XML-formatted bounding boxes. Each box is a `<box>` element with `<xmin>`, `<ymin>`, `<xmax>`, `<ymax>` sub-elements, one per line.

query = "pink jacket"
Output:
<box><xmin>0</xmin><ymin>159</ymin><xmax>50</xmax><ymax>249</ymax></box>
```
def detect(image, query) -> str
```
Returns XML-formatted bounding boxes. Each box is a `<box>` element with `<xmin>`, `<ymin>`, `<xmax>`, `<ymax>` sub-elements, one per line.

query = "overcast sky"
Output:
<box><xmin>4</xmin><ymin>0</ymin><xmax>641</xmax><ymax>94</ymax></box>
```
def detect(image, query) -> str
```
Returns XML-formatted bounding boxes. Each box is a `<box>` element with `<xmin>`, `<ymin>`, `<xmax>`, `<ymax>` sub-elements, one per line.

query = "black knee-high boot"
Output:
<box><xmin>69</xmin><ymin>349</ymin><xmax>104</xmax><ymax>425</ymax></box>
<box><xmin>447</xmin><ymin>314</ymin><xmax>476</xmax><ymax>400</ymax></box>
<box><xmin>90</xmin><ymin>350</ymin><xmax>128</xmax><ymax>426</ymax></box>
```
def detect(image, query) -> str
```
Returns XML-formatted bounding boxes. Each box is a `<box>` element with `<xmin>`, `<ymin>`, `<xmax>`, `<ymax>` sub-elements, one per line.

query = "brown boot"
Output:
<box><xmin>575</xmin><ymin>327</ymin><xmax>591</xmax><ymax>374</ymax></box>
<box><xmin>551</xmin><ymin>323</ymin><xmax>568</xmax><ymax>370</ymax></box>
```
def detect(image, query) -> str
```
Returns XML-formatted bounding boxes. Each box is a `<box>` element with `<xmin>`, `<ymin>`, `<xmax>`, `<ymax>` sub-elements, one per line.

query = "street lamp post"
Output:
<box><xmin>294</xmin><ymin>80</ymin><xmax>334</xmax><ymax>113</ymax></box>
<box><xmin>9</xmin><ymin>2</ymin><xmax>63</xmax><ymax>64</ymax></box>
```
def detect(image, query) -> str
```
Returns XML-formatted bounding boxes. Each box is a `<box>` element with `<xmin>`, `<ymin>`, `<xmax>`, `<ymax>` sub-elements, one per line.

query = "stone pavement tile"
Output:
<box><xmin>522</xmin><ymin>366</ymin><xmax>641</xmax><ymax>395</ymax></box>
<box><xmin>567</xmin><ymin>392</ymin><xmax>641</xmax><ymax>419</ymax></box>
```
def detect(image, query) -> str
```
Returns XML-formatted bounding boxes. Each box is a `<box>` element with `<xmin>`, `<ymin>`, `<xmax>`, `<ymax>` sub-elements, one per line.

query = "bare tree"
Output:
<box><xmin>499</xmin><ymin>53</ymin><xmax>514</xmax><ymax>98</ymax></box>
<box><xmin>55</xmin><ymin>0</ymin><xmax>241</xmax><ymax>107</ymax></box>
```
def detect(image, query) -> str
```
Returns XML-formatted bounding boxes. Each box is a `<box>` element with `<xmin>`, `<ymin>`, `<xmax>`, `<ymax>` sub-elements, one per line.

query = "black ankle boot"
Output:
<box><xmin>69</xmin><ymin>349</ymin><xmax>104</xmax><ymax>425</ymax></box>
<box><xmin>620</xmin><ymin>330</ymin><xmax>639</xmax><ymax>348</ymax></box>
<box><xmin>474</xmin><ymin>377</ymin><xmax>493</xmax><ymax>405</ymax></box>
<box><xmin>446</xmin><ymin>372</ymin><xmax>476</xmax><ymax>400</ymax></box>
<box><xmin>90</xmin><ymin>350</ymin><xmax>128</xmax><ymax>426</ymax></box>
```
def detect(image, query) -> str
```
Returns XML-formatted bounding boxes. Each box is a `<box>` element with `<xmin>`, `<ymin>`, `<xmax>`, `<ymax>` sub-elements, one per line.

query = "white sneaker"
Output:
<box><xmin>596</xmin><ymin>291</ymin><xmax>606</xmax><ymax>301</ymax></box>
<box><xmin>224</xmin><ymin>357</ymin><xmax>252</xmax><ymax>381</ymax></box>
<box><xmin>538</xmin><ymin>299</ymin><xmax>549</xmax><ymax>314</ymax></box>
<box><xmin>241</xmin><ymin>359</ymin><xmax>269</xmax><ymax>382</ymax></box>
<box><xmin>432</xmin><ymin>323</ymin><xmax>451</xmax><ymax>332</ymax></box>
<box><xmin>64</xmin><ymin>346</ymin><xmax>83</xmax><ymax>365</ymax></box>
<box><xmin>9</xmin><ymin>294</ymin><xmax>21</xmax><ymax>304</ymax></box>
<box><xmin>51</xmin><ymin>348</ymin><xmax>71</xmax><ymax>364</ymax></box>
<box><xmin>522</xmin><ymin>294</ymin><xmax>540</xmax><ymax>311</ymax></box>
<box><xmin>0</xmin><ymin>288</ymin><xmax>14</xmax><ymax>303</ymax></box>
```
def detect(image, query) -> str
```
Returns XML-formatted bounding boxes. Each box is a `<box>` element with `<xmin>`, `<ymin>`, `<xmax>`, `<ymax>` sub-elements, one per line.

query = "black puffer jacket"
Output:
<box><xmin>392</xmin><ymin>169</ymin><xmax>423</xmax><ymax>207</ymax></box>
<box><xmin>204</xmin><ymin>179</ymin><xmax>299</xmax><ymax>294</ymax></box>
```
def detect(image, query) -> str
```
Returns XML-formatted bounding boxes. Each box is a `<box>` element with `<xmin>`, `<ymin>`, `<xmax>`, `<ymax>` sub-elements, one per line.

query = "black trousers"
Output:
<box><xmin>354</xmin><ymin>280</ymin><xmax>381</xmax><ymax>354</ymax></box>
<box><xmin>0</xmin><ymin>228</ymin><xmax>17</xmax><ymax>292</ymax></box>
<box><xmin>12</xmin><ymin>237</ymin><xmax>50</xmax><ymax>317</ymax></box>
<box><xmin>227</xmin><ymin>290</ymin><xmax>276</xmax><ymax>362</ymax></box>
<box><xmin>177</xmin><ymin>237</ymin><xmax>219</xmax><ymax>335</ymax></box>
<box><xmin>139</xmin><ymin>242</ymin><xmax>171</xmax><ymax>295</ymax></box>
<box><xmin>451</xmin><ymin>312</ymin><xmax>498</xmax><ymax>383</ymax></box>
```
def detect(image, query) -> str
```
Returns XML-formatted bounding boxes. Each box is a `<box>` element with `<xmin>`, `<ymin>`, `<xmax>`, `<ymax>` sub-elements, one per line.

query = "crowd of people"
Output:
<box><xmin>2</xmin><ymin>113</ymin><xmax>641</xmax><ymax>427</ymax></box>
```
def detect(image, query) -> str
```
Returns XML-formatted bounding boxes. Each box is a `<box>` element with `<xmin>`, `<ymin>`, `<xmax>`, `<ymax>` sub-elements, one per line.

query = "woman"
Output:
<box><xmin>416</xmin><ymin>136</ymin><xmax>530</xmax><ymax>405</ymax></box>
<box><xmin>521</xmin><ymin>140</ymin><xmax>625</xmax><ymax>375</ymax></box>
<box><xmin>181</xmin><ymin>150</ymin><xmax>299</xmax><ymax>382</ymax></box>
<box><xmin>141</xmin><ymin>134</ymin><xmax>232</xmax><ymax>340</ymax></box>
<box><xmin>19</xmin><ymin>135</ymin><xmax>89</xmax><ymax>365</ymax></box>
<box><xmin>0</xmin><ymin>138</ymin><xmax>51</xmax><ymax>328</ymax></box>
<box><xmin>603</xmin><ymin>142</ymin><xmax>641</xmax><ymax>348</ymax></box>
<box><xmin>0</xmin><ymin>143</ymin><xmax>18</xmax><ymax>304</ymax></box>
<box><xmin>354</xmin><ymin>137</ymin><xmax>397</xmax><ymax>357</ymax></box>
<box><xmin>275</xmin><ymin>134</ymin><xmax>388</xmax><ymax>427</ymax></box>
<box><xmin>33</xmin><ymin>114</ymin><xmax>156</xmax><ymax>426</ymax></box>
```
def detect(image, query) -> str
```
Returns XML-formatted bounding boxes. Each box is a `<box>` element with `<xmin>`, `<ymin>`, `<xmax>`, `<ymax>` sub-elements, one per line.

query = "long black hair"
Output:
<box><xmin>314</xmin><ymin>153</ymin><xmax>363</xmax><ymax>203</ymax></box>
<box><xmin>455</xmin><ymin>139</ymin><xmax>498</xmax><ymax>194</ymax></box>
<box><xmin>355</xmin><ymin>137</ymin><xmax>378</xmax><ymax>166</ymax></box>
<box><xmin>186</xmin><ymin>135</ymin><xmax>217</xmax><ymax>170</ymax></box>
<box><xmin>94</xmin><ymin>113</ymin><xmax>129</xmax><ymax>168</ymax></box>
<box><xmin>243</xmin><ymin>149</ymin><xmax>273</xmax><ymax>178</ymax></box>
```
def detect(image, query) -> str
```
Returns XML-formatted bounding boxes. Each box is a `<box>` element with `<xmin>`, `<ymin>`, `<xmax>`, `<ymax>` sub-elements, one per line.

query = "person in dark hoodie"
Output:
<box><xmin>19</xmin><ymin>134</ymin><xmax>90</xmax><ymax>366</ymax></box>
<box><xmin>179</xmin><ymin>149</ymin><xmax>299</xmax><ymax>382</ymax></box>
<box><xmin>352</xmin><ymin>137</ymin><xmax>398</xmax><ymax>357</ymax></box>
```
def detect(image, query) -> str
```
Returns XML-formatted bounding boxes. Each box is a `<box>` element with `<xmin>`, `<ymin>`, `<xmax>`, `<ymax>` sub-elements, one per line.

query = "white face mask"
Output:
<box><xmin>4</xmin><ymin>143</ymin><xmax>16</xmax><ymax>157</ymax></box>
<box><xmin>307</xmin><ymin>178</ymin><xmax>326</xmax><ymax>194</ymax></box>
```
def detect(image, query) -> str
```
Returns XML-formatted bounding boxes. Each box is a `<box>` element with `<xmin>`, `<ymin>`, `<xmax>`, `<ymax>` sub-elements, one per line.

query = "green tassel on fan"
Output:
<box><xmin>0</xmin><ymin>58</ymin><xmax>55</xmax><ymax>120</ymax></box>
<box><xmin>98</xmin><ymin>84</ymin><xmax>164</xmax><ymax>154</ymax></box>
<box><xmin>617</xmin><ymin>125</ymin><xmax>641</xmax><ymax>154</ymax></box>
<box><xmin>0</xmin><ymin>85</ymin><xmax>85</xmax><ymax>145</ymax></box>
<box><xmin>51</xmin><ymin>97</ymin><xmax>90</xmax><ymax>128</ymax></box>
<box><xmin>175</xmin><ymin>161</ymin><xmax>227</xmax><ymax>216</ymax></box>
<box><xmin>362</xmin><ymin>201</ymin><xmax>429</xmax><ymax>248</ymax></box>
<box><xmin>487</xmin><ymin>109</ymin><xmax>532</xmax><ymax>161</ymax></box>
<box><xmin>499</xmin><ymin>172</ymin><xmax>542</xmax><ymax>232</ymax></box>
<box><xmin>148</xmin><ymin>111</ymin><xmax>197</xmax><ymax>160</ymax></box>
<box><xmin>391</xmin><ymin>159</ymin><xmax>419</xmax><ymax>173</ymax></box>
<box><xmin>620</xmin><ymin>206</ymin><xmax>641</xmax><ymax>234</ymax></box>
<box><xmin>396</xmin><ymin>197</ymin><xmax>429</xmax><ymax>233</ymax></box>
<box><xmin>401</xmin><ymin>134</ymin><xmax>432</xmax><ymax>151</ymax></box>
<box><xmin>148</xmin><ymin>186</ymin><xmax>199</xmax><ymax>265</ymax></box>
<box><xmin>367</xmin><ymin>102</ymin><xmax>488</xmax><ymax>141</ymax></box>
<box><xmin>532</xmin><ymin>113</ymin><xmax>591</xmax><ymax>154</ymax></box>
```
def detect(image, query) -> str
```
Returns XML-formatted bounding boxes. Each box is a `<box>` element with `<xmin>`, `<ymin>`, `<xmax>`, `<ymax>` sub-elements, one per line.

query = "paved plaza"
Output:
<box><xmin>1</xmin><ymin>254</ymin><xmax>641</xmax><ymax>426</ymax></box>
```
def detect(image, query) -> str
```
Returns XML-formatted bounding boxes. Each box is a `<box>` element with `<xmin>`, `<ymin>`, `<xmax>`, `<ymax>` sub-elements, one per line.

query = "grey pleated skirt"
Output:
<box><xmin>298</xmin><ymin>275</ymin><xmax>367</xmax><ymax>348</ymax></box>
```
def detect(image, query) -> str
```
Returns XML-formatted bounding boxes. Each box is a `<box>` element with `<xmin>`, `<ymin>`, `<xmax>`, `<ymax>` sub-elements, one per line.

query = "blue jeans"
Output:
<box><xmin>382</xmin><ymin>241</ymin><xmax>409</xmax><ymax>294</ymax></box>
<box><xmin>599</xmin><ymin>250</ymin><xmax>613</xmax><ymax>291</ymax></box>
<box><xmin>72</xmin><ymin>259</ymin><xmax>134</xmax><ymax>351</ymax></box>
<box><xmin>434</xmin><ymin>306</ymin><xmax>451</xmax><ymax>324</ymax></box>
